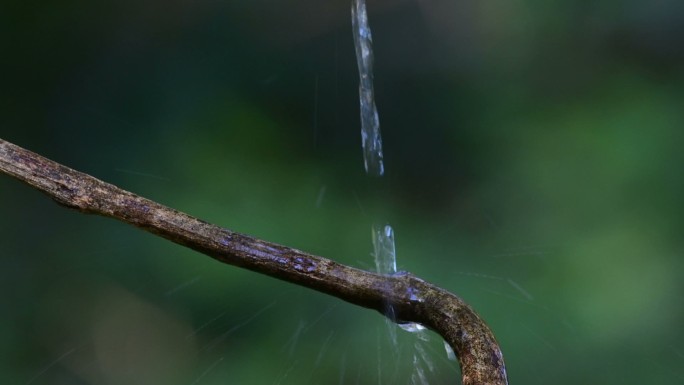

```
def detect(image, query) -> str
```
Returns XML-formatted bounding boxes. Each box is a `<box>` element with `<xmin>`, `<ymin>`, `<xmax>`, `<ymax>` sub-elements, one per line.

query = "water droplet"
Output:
<box><xmin>444</xmin><ymin>341</ymin><xmax>457</xmax><ymax>361</ymax></box>
<box><xmin>398</xmin><ymin>323</ymin><xmax>427</xmax><ymax>333</ymax></box>
<box><xmin>406</xmin><ymin>286</ymin><xmax>424</xmax><ymax>302</ymax></box>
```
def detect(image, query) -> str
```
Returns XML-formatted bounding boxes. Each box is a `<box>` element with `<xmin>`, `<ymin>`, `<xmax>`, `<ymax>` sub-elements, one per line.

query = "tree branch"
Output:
<box><xmin>0</xmin><ymin>138</ymin><xmax>508</xmax><ymax>385</ymax></box>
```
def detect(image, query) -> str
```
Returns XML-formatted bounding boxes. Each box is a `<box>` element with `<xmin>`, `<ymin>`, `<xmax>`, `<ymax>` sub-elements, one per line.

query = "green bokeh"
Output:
<box><xmin>2</xmin><ymin>1</ymin><xmax>683</xmax><ymax>384</ymax></box>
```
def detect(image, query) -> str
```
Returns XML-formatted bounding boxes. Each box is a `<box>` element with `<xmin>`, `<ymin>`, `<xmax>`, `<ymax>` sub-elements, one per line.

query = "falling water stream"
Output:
<box><xmin>351</xmin><ymin>0</ymin><xmax>384</xmax><ymax>177</ymax></box>
<box><xmin>351</xmin><ymin>1</ymin><xmax>439</xmax><ymax>383</ymax></box>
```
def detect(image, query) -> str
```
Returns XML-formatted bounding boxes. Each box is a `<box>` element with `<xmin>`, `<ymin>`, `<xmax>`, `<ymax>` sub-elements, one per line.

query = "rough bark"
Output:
<box><xmin>0</xmin><ymin>138</ymin><xmax>508</xmax><ymax>385</ymax></box>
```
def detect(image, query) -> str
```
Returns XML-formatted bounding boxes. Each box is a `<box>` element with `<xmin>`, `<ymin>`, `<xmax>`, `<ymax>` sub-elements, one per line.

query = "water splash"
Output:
<box><xmin>352</xmin><ymin>0</ymin><xmax>384</xmax><ymax>176</ymax></box>
<box><xmin>372</xmin><ymin>225</ymin><xmax>429</xmax><ymax>344</ymax></box>
<box><xmin>191</xmin><ymin>357</ymin><xmax>224</xmax><ymax>385</ymax></box>
<box><xmin>351</xmin><ymin>1</ymin><xmax>438</xmax><ymax>382</ymax></box>
<box><xmin>411</xmin><ymin>352</ymin><xmax>429</xmax><ymax>385</ymax></box>
<box><xmin>372</xmin><ymin>224</ymin><xmax>399</xmax><ymax>346</ymax></box>
<box><xmin>409</xmin><ymin>339</ymin><xmax>439</xmax><ymax>385</ymax></box>
<box><xmin>25</xmin><ymin>347</ymin><xmax>76</xmax><ymax>384</ymax></box>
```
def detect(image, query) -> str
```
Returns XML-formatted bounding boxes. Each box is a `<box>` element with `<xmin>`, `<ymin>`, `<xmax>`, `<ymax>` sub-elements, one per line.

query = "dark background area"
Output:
<box><xmin>2</xmin><ymin>0</ymin><xmax>683</xmax><ymax>383</ymax></box>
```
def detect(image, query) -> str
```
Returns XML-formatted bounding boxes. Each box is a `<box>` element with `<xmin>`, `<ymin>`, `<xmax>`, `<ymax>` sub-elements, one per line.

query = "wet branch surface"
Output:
<box><xmin>0</xmin><ymin>138</ymin><xmax>508</xmax><ymax>385</ymax></box>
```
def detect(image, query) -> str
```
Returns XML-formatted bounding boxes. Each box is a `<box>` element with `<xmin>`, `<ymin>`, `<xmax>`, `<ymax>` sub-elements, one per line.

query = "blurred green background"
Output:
<box><xmin>2</xmin><ymin>0</ymin><xmax>683</xmax><ymax>384</ymax></box>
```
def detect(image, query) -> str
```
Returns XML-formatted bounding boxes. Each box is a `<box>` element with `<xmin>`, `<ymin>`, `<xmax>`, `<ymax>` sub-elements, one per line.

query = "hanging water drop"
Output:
<box><xmin>398</xmin><ymin>323</ymin><xmax>427</xmax><ymax>334</ymax></box>
<box><xmin>444</xmin><ymin>341</ymin><xmax>457</xmax><ymax>362</ymax></box>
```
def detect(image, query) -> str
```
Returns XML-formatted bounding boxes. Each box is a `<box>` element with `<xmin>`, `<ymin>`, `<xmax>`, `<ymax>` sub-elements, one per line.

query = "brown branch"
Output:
<box><xmin>0</xmin><ymin>138</ymin><xmax>508</xmax><ymax>385</ymax></box>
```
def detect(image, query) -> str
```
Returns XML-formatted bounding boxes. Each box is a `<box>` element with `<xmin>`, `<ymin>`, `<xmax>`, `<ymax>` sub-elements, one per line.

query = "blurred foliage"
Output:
<box><xmin>1</xmin><ymin>0</ymin><xmax>683</xmax><ymax>384</ymax></box>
